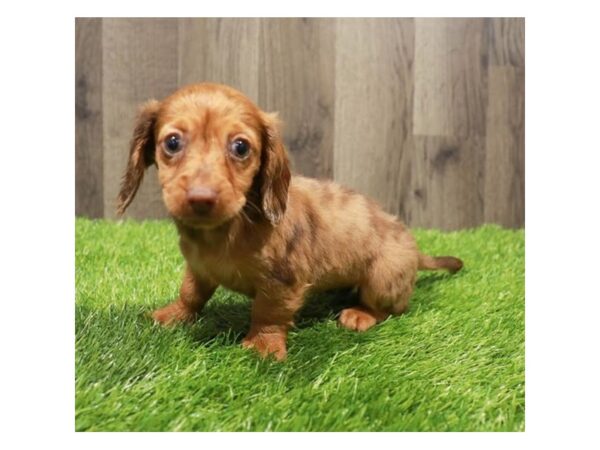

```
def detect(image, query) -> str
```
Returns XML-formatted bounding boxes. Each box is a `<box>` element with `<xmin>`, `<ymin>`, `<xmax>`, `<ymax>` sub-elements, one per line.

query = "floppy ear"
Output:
<box><xmin>258</xmin><ymin>112</ymin><xmax>291</xmax><ymax>224</ymax></box>
<box><xmin>116</xmin><ymin>100</ymin><xmax>160</xmax><ymax>216</ymax></box>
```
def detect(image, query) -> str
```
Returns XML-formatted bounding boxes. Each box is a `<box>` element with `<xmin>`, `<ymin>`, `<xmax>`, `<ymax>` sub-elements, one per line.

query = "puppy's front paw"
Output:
<box><xmin>152</xmin><ymin>300</ymin><xmax>197</xmax><ymax>326</ymax></box>
<box><xmin>242</xmin><ymin>332</ymin><xmax>287</xmax><ymax>361</ymax></box>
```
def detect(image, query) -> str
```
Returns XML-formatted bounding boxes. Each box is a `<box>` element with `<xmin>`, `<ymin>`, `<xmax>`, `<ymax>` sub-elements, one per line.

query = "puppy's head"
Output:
<box><xmin>117</xmin><ymin>83</ymin><xmax>291</xmax><ymax>229</ymax></box>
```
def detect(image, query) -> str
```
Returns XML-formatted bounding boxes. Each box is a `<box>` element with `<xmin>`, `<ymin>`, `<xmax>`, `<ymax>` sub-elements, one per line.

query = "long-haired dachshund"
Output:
<box><xmin>118</xmin><ymin>83</ymin><xmax>463</xmax><ymax>360</ymax></box>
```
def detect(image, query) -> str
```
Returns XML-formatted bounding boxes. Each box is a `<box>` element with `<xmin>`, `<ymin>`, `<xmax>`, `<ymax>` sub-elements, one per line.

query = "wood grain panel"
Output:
<box><xmin>408</xmin><ymin>18</ymin><xmax>489</xmax><ymax>229</ymax></box>
<box><xmin>102</xmin><ymin>18</ymin><xmax>179</xmax><ymax>220</ymax></box>
<box><xmin>258</xmin><ymin>18</ymin><xmax>335</xmax><ymax>179</ymax></box>
<box><xmin>484</xmin><ymin>66</ymin><xmax>525</xmax><ymax>227</ymax></box>
<box><xmin>408</xmin><ymin>135</ymin><xmax>485</xmax><ymax>229</ymax></box>
<box><xmin>413</xmin><ymin>18</ymin><xmax>489</xmax><ymax>138</ymax></box>
<box><xmin>75</xmin><ymin>18</ymin><xmax>525</xmax><ymax>229</ymax></box>
<box><xmin>333</xmin><ymin>18</ymin><xmax>415</xmax><ymax>214</ymax></box>
<box><xmin>178</xmin><ymin>18</ymin><xmax>260</xmax><ymax>101</ymax></box>
<box><xmin>489</xmin><ymin>18</ymin><xmax>525</xmax><ymax>67</ymax></box>
<box><xmin>412</xmin><ymin>19</ymin><xmax>451</xmax><ymax>137</ymax></box>
<box><xmin>75</xmin><ymin>18</ymin><xmax>103</xmax><ymax>218</ymax></box>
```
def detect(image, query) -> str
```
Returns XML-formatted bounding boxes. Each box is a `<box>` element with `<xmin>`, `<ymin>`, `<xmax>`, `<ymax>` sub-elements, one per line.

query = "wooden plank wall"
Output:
<box><xmin>75</xmin><ymin>17</ymin><xmax>525</xmax><ymax>229</ymax></box>
<box><xmin>75</xmin><ymin>18</ymin><xmax>104</xmax><ymax>218</ymax></box>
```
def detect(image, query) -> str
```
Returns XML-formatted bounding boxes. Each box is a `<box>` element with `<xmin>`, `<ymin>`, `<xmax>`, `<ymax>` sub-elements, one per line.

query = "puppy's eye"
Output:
<box><xmin>163</xmin><ymin>134</ymin><xmax>183</xmax><ymax>155</ymax></box>
<box><xmin>229</xmin><ymin>138</ymin><xmax>251</xmax><ymax>160</ymax></box>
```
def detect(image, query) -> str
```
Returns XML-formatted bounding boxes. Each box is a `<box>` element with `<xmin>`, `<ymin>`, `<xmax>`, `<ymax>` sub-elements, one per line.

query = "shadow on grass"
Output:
<box><xmin>187</xmin><ymin>287</ymin><xmax>360</xmax><ymax>345</ymax></box>
<box><xmin>184</xmin><ymin>271</ymin><xmax>461</xmax><ymax>377</ymax></box>
<box><xmin>75</xmin><ymin>270</ymin><xmax>460</xmax><ymax>381</ymax></box>
<box><xmin>192</xmin><ymin>270</ymin><xmax>462</xmax><ymax>345</ymax></box>
<box><xmin>410</xmin><ymin>270</ymin><xmax>465</xmax><ymax>311</ymax></box>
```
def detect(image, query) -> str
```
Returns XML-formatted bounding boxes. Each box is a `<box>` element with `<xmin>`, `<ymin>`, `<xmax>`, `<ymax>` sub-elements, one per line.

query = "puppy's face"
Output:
<box><xmin>118</xmin><ymin>84</ymin><xmax>291</xmax><ymax>229</ymax></box>
<box><xmin>155</xmin><ymin>88</ymin><xmax>264</xmax><ymax>228</ymax></box>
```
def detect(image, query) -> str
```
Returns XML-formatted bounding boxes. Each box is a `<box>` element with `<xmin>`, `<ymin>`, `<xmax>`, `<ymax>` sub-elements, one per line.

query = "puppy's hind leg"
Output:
<box><xmin>338</xmin><ymin>303</ymin><xmax>389</xmax><ymax>332</ymax></box>
<box><xmin>338</xmin><ymin>252</ymin><xmax>418</xmax><ymax>332</ymax></box>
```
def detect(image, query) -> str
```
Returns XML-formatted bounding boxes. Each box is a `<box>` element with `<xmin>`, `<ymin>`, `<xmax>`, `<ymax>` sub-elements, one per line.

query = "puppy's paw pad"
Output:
<box><xmin>339</xmin><ymin>307</ymin><xmax>378</xmax><ymax>332</ymax></box>
<box><xmin>242</xmin><ymin>333</ymin><xmax>287</xmax><ymax>361</ymax></box>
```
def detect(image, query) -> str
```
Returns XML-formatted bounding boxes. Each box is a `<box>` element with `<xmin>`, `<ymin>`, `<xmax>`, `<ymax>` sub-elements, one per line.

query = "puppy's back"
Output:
<box><xmin>282</xmin><ymin>176</ymin><xmax>414</xmax><ymax>290</ymax></box>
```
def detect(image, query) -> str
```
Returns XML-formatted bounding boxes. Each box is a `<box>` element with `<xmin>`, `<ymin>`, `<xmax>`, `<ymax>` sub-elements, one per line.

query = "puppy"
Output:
<box><xmin>117</xmin><ymin>83</ymin><xmax>463</xmax><ymax>361</ymax></box>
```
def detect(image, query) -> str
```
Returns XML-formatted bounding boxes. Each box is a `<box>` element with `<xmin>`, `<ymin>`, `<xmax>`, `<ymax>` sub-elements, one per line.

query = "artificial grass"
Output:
<box><xmin>75</xmin><ymin>219</ymin><xmax>524</xmax><ymax>432</ymax></box>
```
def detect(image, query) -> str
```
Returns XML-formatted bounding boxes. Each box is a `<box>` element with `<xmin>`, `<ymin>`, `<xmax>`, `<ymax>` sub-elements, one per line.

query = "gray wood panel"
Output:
<box><xmin>485</xmin><ymin>18</ymin><xmax>525</xmax><ymax>227</ymax></box>
<box><xmin>259</xmin><ymin>18</ymin><xmax>336</xmax><ymax>179</ymax></box>
<box><xmin>408</xmin><ymin>135</ymin><xmax>485</xmax><ymax>229</ymax></box>
<box><xmin>489</xmin><ymin>18</ymin><xmax>525</xmax><ymax>67</ymax></box>
<box><xmin>75</xmin><ymin>18</ymin><xmax>103</xmax><ymax>218</ymax></box>
<box><xmin>408</xmin><ymin>18</ymin><xmax>488</xmax><ymax>229</ymax></box>
<box><xmin>413</xmin><ymin>18</ymin><xmax>488</xmax><ymax>138</ymax></box>
<box><xmin>333</xmin><ymin>18</ymin><xmax>415</xmax><ymax>213</ymax></box>
<box><xmin>101</xmin><ymin>18</ymin><xmax>179</xmax><ymax>220</ymax></box>
<box><xmin>178</xmin><ymin>18</ymin><xmax>260</xmax><ymax>101</ymax></box>
<box><xmin>75</xmin><ymin>17</ymin><xmax>525</xmax><ymax>229</ymax></box>
<box><xmin>484</xmin><ymin>66</ymin><xmax>525</xmax><ymax>227</ymax></box>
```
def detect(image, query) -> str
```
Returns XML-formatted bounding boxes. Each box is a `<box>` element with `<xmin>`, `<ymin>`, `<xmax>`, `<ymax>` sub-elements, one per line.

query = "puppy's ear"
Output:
<box><xmin>117</xmin><ymin>100</ymin><xmax>160</xmax><ymax>216</ymax></box>
<box><xmin>258</xmin><ymin>112</ymin><xmax>291</xmax><ymax>224</ymax></box>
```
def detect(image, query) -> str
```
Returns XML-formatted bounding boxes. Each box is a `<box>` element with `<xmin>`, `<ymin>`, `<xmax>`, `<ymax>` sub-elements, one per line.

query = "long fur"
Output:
<box><xmin>117</xmin><ymin>83</ymin><xmax>463</xmax><ymax>360</ymax></box>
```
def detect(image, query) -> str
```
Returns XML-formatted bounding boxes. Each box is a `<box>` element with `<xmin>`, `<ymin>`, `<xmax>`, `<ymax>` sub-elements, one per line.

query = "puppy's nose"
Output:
<box><xmin>186</xmin><ymin>186</ymin><xmax>218</xmax><ymax>215</ymax></box>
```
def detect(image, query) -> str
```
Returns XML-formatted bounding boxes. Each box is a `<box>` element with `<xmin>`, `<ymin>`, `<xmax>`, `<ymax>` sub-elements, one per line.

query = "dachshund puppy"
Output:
<box><xmin>118</xmin><ymin>83</ymin><xmax>463</xmax><ymax>361</ymax></box>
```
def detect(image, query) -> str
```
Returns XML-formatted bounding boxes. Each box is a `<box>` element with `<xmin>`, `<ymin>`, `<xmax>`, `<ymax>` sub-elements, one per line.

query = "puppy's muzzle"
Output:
<box><xmin>186</xmin><ymin>186</ymin><xmax>218</xmax><ymax>215</ymax></box>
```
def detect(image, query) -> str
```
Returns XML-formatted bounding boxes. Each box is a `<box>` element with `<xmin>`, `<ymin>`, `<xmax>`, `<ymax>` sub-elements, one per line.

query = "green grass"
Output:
<box><xmin>75</xmin><ymin>219</ymin><xmax>524</xmax><ymax>432</ymax></box>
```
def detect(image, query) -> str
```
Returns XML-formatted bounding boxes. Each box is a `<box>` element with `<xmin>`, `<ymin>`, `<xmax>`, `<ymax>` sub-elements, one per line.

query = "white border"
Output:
<box><xmin>2</xmin><ymin>1</ymin><xmax>600</xmax><ymax>448</ymax></box>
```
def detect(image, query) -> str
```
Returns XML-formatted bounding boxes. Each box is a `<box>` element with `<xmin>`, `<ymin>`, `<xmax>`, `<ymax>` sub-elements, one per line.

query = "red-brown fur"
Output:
<box><xmin>117</xmin><ymin>83</ymin><xmax>463</xmax><ymax>361</ymax></box>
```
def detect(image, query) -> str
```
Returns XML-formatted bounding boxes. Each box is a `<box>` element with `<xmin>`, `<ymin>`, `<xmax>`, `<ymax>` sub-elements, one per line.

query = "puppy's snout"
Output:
<box><xmin>186</xmin><ymin>186</ymin><xmax>218</xmax><ymax>215</ymax></box>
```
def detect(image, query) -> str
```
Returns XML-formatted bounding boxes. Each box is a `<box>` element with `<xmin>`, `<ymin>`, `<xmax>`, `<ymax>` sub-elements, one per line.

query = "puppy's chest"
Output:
<box><xmin>182</xmin><ymin>241</ymin><xmax>259</xmax><ymax>296</ymax></box>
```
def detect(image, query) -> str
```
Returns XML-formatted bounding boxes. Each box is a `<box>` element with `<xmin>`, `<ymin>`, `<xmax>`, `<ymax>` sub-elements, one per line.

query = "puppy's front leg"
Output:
<box><xmin>242</xmin><ymin>287</ymin><xmax>306</xmax><ymax>361</ymax></box>
<box><xmin>152</xmin><ymin>265</ymin><xmax>216</xmax><ymax>325</ymax></box>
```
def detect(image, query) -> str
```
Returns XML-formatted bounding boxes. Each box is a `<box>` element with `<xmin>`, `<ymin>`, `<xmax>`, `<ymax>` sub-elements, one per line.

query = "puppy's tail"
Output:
<box><xmin>418</xmin><ymin>254</ymin><xmax>463</xmax><ymax>274</ymax></box>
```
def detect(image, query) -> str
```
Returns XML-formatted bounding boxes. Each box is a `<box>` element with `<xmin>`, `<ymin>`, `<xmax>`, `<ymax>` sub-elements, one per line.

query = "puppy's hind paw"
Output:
<box><xmin>338</xmin><ymin>306</ymin><xmax>383</xmax><ymax>332</ymax></box>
